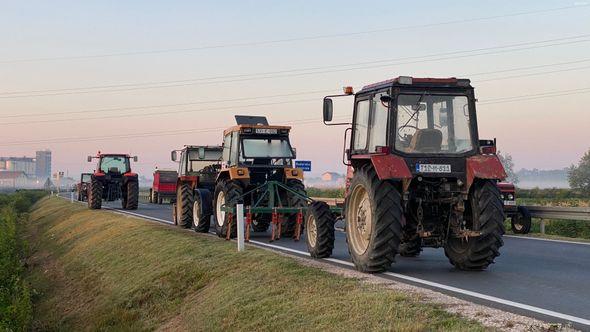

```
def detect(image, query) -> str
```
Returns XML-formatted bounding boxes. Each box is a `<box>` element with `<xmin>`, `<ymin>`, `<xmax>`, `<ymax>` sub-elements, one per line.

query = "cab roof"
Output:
<box><xmin>223</xmin><ymin>124</ymin><xmax>291</xmax><ymax>136</ymax></box>
<box><xmin>182</xmin><ymin>145</ymin><xmax>222</xmax><ymax>151</ymax></box>
<box><xmin>358</xmin><ymin>76</ymin><xmax>472</xmax><ymax>94</ymax></box>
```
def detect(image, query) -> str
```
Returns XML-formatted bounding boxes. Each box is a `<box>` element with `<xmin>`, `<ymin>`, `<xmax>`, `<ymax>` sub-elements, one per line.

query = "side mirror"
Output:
<box><xmin>87</xmin><ymin>156</ymin><xmax>92</xmax><ymax>162</ymax></box>
<box><xmin>133</xmin><ymin>156</ymin><xmax>138</xmax><ymax>162</ymax></box>
<box><xmin>323</xmin><ymin>98</ymin><xmax>333</xmax><ymax>122</ymax></box>
<box><xmin>198</xmin><ymin>147</ymin><xmax>205</xmax><ymax>159</ymax></box>
<box><xmin>171</xmin><ymin>151</ymin><xmax>177</xmax><ymax>162</ymax></box>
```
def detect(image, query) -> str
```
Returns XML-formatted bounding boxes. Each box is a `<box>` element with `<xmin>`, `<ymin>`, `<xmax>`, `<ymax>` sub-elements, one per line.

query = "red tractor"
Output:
<box><xmin>312</xmin><ymin>77</ymin><xmax>507</xmax><ymax>272</ymax></box>
<box><xmin>86</xmin><ymin>153</ymin><xmax>139</xmax><ymax>210</ymax></box>
<box><xmin>498</xmin><ymin>182</ymin><xmax>532</xmax><ymax>234</ymax></box>
<box><xmin>149</xmin><ymin>169</ymin><xmax>178</xmax><ymax>204</ymax></box>
<box><xmin>76</xmin><ymin>173</ymin><xmax>92</xmax><ymax>201</ymax></box>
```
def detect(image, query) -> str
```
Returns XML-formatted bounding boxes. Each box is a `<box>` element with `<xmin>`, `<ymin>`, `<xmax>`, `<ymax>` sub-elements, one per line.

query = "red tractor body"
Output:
<box><xmin>316</xmin><ymin>76</ymin><xmax>508</xmax><ymax>272</ymax></box>
<box><xmin>87</xmin><ymin>152</ymin><xmax>139</xmax><ymax>210</ymax></box>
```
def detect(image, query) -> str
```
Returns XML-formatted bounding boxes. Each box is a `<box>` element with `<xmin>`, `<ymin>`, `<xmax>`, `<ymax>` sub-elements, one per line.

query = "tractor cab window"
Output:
<box><xmin>352</xmin><ymin>99</ymin><xmax>370</xmax><ymax>151</ymax></box>
<box><xmin>81</xmin><ymin>174</ymin><xmax>91</xmax><ymax>182</ymax></box>
<box><xmin>395</xmin><ymin>94</ymin><xmax>473</xmax><ymax>154</ymax></box>
<box><xmin>99</xmin><ymin>156</ymin><xmax>129</xmax><ymax>174</ymax></box>
<box><xmin>239</xmin><ymin>137</ymin><xmax>294</xmax><ymax>166</ymax></box>
<box><xmin>187</xmin><ymin>149</ymin><xmax>222</xmax><ymax>172</ymax></box>
<box><xmin>222</xmin><ymin>134</ymin><xmax>232</xmax><ymax>164</ymax></box>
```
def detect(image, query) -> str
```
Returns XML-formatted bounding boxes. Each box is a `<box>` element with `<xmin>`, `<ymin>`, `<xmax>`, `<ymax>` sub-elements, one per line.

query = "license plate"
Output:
<box><xmin>416</xmin><ymin>164</ymin><xmax>451</xmax><ymax>173</ymax></box>
<box><xmin>255</xmin><ymin>128</ymin><xmax>278</xmax><ymax>134</ymax></box>
<box><xmin>503</xmin><ymin>200</ymin><xmax>516</xmax><ymax>206</ymax></box>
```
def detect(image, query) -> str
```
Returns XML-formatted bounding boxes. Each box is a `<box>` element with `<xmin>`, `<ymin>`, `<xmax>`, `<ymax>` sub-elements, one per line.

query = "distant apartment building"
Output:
<box><xmin>35</xmin><ymin>150</ymin><xmax>52</xmax><ymax>179</ymax></box>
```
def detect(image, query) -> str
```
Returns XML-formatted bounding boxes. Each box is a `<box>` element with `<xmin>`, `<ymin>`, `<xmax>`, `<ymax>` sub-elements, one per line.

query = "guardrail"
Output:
<box><xmin>525</xmin><ymin>206</ymin><xmax>590</xmax><ymax>222</ymax></box>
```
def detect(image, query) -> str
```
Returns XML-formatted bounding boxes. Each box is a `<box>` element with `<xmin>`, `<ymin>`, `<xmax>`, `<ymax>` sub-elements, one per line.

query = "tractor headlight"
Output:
<box><xmin>500</xmin><ymin>194</ymin><xmax>505</xmax><ymax>200</ymax></box>
<box><xmin>507</xmin><ymin>194</ymin><xmax>514</xmax><ymax>200</ymax></box>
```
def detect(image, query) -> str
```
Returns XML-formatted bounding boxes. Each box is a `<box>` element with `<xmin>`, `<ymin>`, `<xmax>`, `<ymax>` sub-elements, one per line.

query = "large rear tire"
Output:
<box><xmin>282</xmin><ymin>179</ymin><xmax>307</xmax><ymax>237</ymax></box>
<box><xmin>511</xmin><ymin>206</ymin><xmax>531</xmax><ymax>234</ymax></box>
<box><xmin>306</xmin><ymin>201</ymin><xmax>335</xmax><ymax>258</ymax></box>
<box><xmin>123</xmin><ymin>181</ymin><xmax>139</xmax><ymax>210</ymax></box>
<box><xmin>346</xmin><ymin>164</ymin><xmax>402</xmax><ymax>273</ymax></box>
<box><xmin>213</xmin><ymin>179</ymin><xmax>243</xmax><ymax>238</ymax></box>
<box><xmin>444</xmin><ymin>180</ymin><xmax>505</xmax><ymax>270</ymax></box>
<box><xmin>176</xmin><ymin>183</ymin><xmax>194</xmax><ymax>228</ymax></box>
<box><xmin>88</xmin><ymin>178</ymin><xmax>102</xmax><ymax>210</ymax></box>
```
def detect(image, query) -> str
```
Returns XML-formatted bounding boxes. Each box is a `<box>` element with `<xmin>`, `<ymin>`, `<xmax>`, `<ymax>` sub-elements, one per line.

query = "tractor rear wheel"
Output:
<box><xmin>306</xmin><ymin>201</ymin><xmax>335</xmax><ymax>258</ymax></box>
<box><xmin>214</xmin><ymin>179</ymin><xmax>243</xmax><ymax>238</ymax></box>
<box><xmin>511</xmin><ymin>206</ymin><xmax>531</xmax><ymax>234</ymax></box>
<box><xmin>192</xmin><ymin>194</ymin><xmax>211</xmax><ymax>233</ymax></box>
<box><xmin>176</xmin><ymin>183</ymin><xmax>194</xmax><ymax>228</ymax></box>
<box><xmin>282</xmin><ymin>179</ymin><xmax>307</xmax><ymax>237</ymax></box>
<box><xmin>123</xmin><ymin>181</ymin><xmax>139</xmax><ymax>210</ymax></box>
<box><xmin>88</xmin><ymin>178</ymin><xmax>102</xmax><ymax>210</ymax></box>
<box><xmin>444</xmin><ymin>180</ymin><xmax>505</xmax><ymax>270</ymax></box>
<box><xmin>346</xmin><ymin>164</ymin><xmax>402</xmax><ymax>273</ymax></box>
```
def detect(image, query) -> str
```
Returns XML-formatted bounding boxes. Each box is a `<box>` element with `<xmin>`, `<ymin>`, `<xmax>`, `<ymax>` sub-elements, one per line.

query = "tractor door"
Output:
<box><xmin>350</xmin><ymin>90</ymin><xmax>390</xmax><ymax>157</ymax></box>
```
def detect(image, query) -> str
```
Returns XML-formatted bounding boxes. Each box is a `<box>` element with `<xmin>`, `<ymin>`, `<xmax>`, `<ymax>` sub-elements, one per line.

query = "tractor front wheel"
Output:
<box><xmin>213</xmin><ymin>180</ymin><xmax>243</xmax><ymax>238</ymax></box>
<box><xmin>88</xmin><ymin>178</ymin><xmax>103</xmax><ymax>210</ymax></box>
<box><xmin>346</xmin><ymin>165</ymin><xmax>402</xmax><ymax>273</ymax></box>
<box><xmin>444</xmin><ymin>180</ymin><xmax>505</xmax><ymax>270</ymax></box>
<box><xmin>399</xmin><ymin>214</ymin><xmax>422</xmax><ymax>257</ymax></box>
<box><xmin>193</xmin><ymin>194</ymin><xmax>211</xmax><ymax>233</ymax></box>
<box><xmin>306</xmin><ymin>201</ymin><xmax>335</xmax><ymax>258</ymax></box>
<box><xmin>283</xmin><ymin>179</ymin><xmax>307</xmax><ymax>237</ymax></box>
<box><xmin>176</xmin><ymin>183</ymin><xmax>194</xmax><ymax>228</ymax></box>
<box><xmin>511</xmin><ymin>206</ymin><xmax>531</xmax><ymax>234</ymax></box>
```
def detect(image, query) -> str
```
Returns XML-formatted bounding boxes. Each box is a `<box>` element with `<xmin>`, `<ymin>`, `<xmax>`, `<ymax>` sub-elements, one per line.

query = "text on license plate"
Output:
<box><xmin>416</xmin><ymin>164</ymin><xmax>451</xmax><ymax>173</ymax></box>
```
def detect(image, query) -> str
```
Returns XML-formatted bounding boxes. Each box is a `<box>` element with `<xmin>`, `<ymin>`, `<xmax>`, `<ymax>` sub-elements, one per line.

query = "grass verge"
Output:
<box><xmin>24</xmin><ymin>197</ymin><xmax>484</xmax><ymax>331</ymax></box>
<box><xmin>0</xmin><ymin>190</ymin><xmax>46</xmax><ymax>331</ymax></box>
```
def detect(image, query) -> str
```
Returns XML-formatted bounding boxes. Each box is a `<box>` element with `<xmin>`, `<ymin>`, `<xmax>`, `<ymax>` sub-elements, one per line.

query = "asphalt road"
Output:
<box><xmin>65</xmin><ymin>195</ymin><xmax>590</xmax><ymax>330</ymax></box>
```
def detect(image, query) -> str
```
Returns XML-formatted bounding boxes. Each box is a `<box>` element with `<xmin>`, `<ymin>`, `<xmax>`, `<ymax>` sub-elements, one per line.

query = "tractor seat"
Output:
<box><xmin>109</xmin><ymin>167</ymin><xmax>120</xmax><ymax>173</ymax></box>
<box><xmin>409</xmin><ymin>129</ymin><xmax>443</xmax><ymax>153</ymax></box>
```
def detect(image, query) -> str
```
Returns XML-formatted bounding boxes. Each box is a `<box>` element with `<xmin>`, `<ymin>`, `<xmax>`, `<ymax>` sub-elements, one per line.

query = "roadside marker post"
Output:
<box><xmin>70</xmin><ymin>191</ymin><xmax>74</xmax><ymax>203</ymax></box>
<box><xmin>237</xmin><ymin>203</ymin><xmax>245</xmax><ymax>252</ymax></box>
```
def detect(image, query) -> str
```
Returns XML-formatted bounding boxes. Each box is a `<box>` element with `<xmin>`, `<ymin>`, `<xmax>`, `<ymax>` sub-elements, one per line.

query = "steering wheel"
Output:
<box><xmin>397</xmin><ymin>124</ymin><xmax>419</xmax><ymax>137</ymax></box>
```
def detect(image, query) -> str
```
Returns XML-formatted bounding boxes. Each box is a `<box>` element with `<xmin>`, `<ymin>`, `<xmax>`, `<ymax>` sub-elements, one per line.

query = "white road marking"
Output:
<box><xmin>505</xmin><ymin>234</ymin><xmax>590</xmax><ymax>246</ymax></box>
<box><xmin>58</xmin><ymin>198</ymin><xmax>590</xmax><ymax>326</ymax></box>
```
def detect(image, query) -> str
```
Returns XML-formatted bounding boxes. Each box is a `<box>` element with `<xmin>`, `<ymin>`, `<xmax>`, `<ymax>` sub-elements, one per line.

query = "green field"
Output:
<box><xmin>22</xmin><ymin>197</ymin><xmax>484</xmax><ymax>331</ymax></box>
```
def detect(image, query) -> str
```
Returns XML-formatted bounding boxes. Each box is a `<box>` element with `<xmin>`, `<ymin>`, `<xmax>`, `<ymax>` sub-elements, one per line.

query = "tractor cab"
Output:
<box><xmin>219</xmin><ymin>115</ymin><xmax>301</xmax><ymax>186</ymax></box>
<box><xmin>171</xmin><ymin>145</ymin><xmax>223</xmax><ymax>192</ymax></box>
<box><xmin>88</xmin><ymin>153</ymin><xmax>137</xmax><ymax>179</ymax></box>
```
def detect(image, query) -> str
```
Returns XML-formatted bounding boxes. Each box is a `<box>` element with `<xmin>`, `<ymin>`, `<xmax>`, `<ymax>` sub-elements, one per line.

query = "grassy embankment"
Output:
<box><xmin>0</xmin><ymin>190</ymin><xmax>46</xmax><ymax>331</ymax></box>
<box><xmin>24</xmin><ymin>197</ymin><xmax>484</xmax><ymax>331</ymax></box>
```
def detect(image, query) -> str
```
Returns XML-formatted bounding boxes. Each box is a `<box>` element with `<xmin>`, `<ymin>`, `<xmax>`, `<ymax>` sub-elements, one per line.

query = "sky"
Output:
<box><xmin>1</xmin><ymin>0</ymin><xmax>589</xmax><ymax>178</ymax></box>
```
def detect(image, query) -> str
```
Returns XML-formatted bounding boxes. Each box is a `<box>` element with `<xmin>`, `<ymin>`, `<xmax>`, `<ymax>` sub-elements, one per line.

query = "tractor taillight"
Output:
<box><xmin>242</xmin><ymin>128</ymin><xmax>253</xmax><ymax>134</ymax></box>
<box><xmin>280</xmin><ymin>129</ymin><xmax>289</xmax><ymax>134</ymax></box>
<box><xmin>480</xmin><ymin>146</ymin><xmax>496</xmax><ymax>154</ymax></box>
